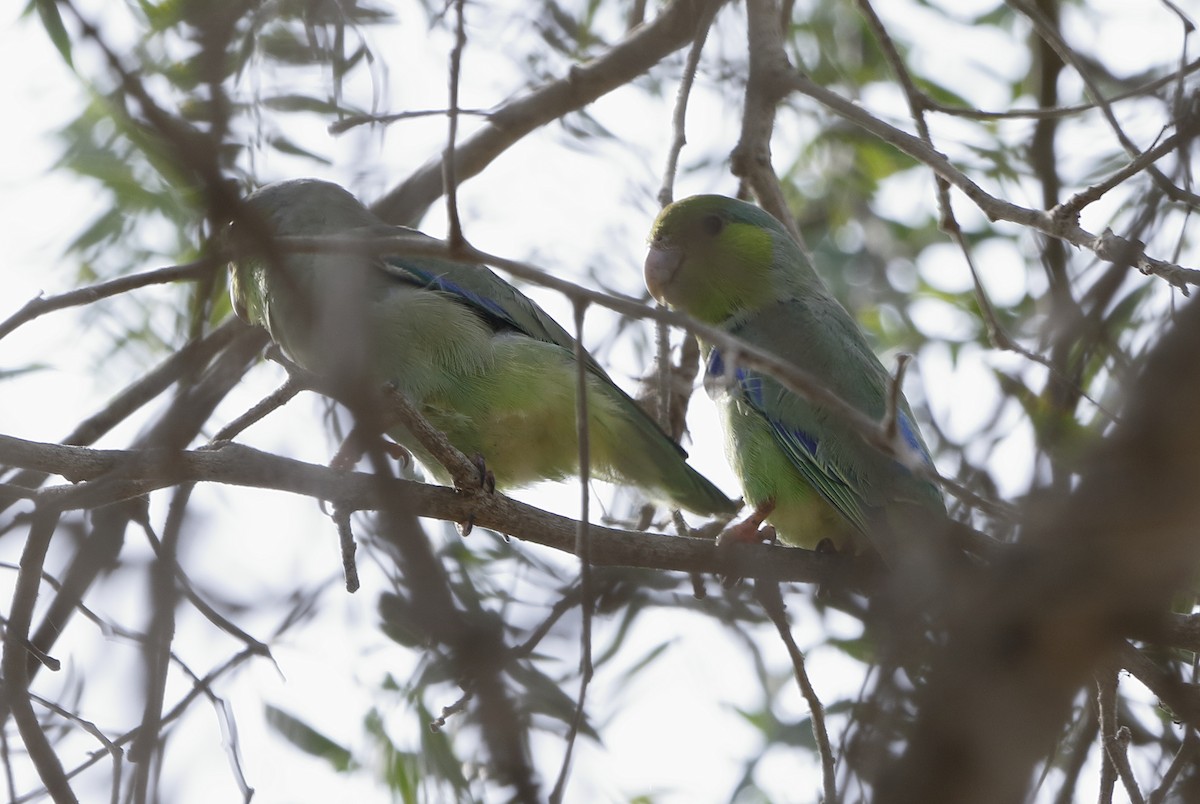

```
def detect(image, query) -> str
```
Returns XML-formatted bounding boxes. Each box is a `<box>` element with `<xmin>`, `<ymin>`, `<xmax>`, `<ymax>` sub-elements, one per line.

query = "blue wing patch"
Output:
<box><xmin>710</xmin><ymin>346</ymin><xmax>870</xmax><ymax>532</ymax></box>
<box><xmin>897</xmin><ymin>411</ymin><xmax>934</xmax><ymax>467</ymax></box>
<box><xmin>706</xmin><ymin>347</ymin><xmax>725</xmax><ymax>379</ymax></box>
<box><xmin>402</xmin><ymin>263</ymin><xmax>512</xmax><ymax>320</ymax></box>
<box><xmin>384</xmin><ymin>258</ymin><xmax>518</xmax><ymax>333</ymax></box>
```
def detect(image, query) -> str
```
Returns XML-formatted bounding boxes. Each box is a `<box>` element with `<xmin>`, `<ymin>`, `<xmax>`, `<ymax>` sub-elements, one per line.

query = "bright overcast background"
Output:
<box><xmin>1</xmin><ymin>0</ymin><xmax>1197</xmax><ymax>802</ymax></box>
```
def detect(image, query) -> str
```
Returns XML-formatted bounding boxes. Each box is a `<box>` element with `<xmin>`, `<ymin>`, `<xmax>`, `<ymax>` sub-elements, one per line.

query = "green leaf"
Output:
<box><xmin>262</xmin><ymin>94</ymin><xmax>346</xmax><ymax>115</ymax></box>
<box><xmin>267</xmin><ymin>134</ymin><xmax>333</xmax><ymax>165</ymax></box>
<box><xmin>32</xmin><ymin>0</ymin><xmax>74</xmax><ymax>68</ymax></box>
<box><xmin>265</xmin><ymin>705</ymin><xmax>356</xmax><ymax>772</ymax></box>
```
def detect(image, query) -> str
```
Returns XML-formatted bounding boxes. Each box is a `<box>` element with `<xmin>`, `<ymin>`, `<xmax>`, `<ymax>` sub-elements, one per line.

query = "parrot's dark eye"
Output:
<box><xmin>701</xmin><ymin>214</ymin><xmax>725</xmax><ymax>237</ymax></box>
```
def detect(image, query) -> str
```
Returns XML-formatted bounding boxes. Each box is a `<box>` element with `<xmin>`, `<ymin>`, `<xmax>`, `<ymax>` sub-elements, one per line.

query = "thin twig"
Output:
<box><xmin>332</xmin><ymin>506</ymin><xmax>360</xmax><ymax>593</ymax></box>
<box><xmin>430</xmin><ymin>685</ymin><xmax>474</xmax><ymax>732</ymax></box>
<box><xmin>928</xmin><ymin>56</ymin><xmax>1200</xmax><ymax>119</ymax></box>
<box><xmin>0</xmin><ymin>259</ymin><xmax>217</xmax><ymax>343</ymax></box>
<box><xmin>1059</xmin><ymin>125</ymin><xmax>1200</xmax><ymax>218</ymax></box>
<box><xmin>372</xmin><ymin>0</ymin><xmax>729</xmax><ymax>224</ymax></box>
<box><xmin>1009</xmin><ymin>0</ymin><xmax>1200</xmax><ymax>207</ymax></box>
<box><xmin>1</xmin><ymin>505</ymin><xmax>77</xmax><ymax>803</ymax></box>
<box><xmin>1096</xmin><ymin>670</ymin><xmax>1146</xmax><ymax>804</ymax></box>
<box><xmin>1148</xmin><ymin>725</ymin><xmax>1198</xmax><ymax>804</ymax></box>
<box><xmin>257</xmin><ymin>347</ymin><xmax>483</xmax><ymax>490</ymax></box>
<box><xmin>550</xmin><ymin>301</ymin><xmax>596</xmax><ymax>804</ymax></box>
<box><xmin>328</xmin><ymin>107</ymin><xmax>489</xmax><ymax>134</ymax></box>
<box><xmin>206</xmin><ymin>376</ymin><xmax>304</xmax><ymax>445</ymax></box>
<box><xmin>658</xmin><ymin>3</ymin><xmax>720</xmax><ymax>206</ymax></box>
<box><xmin>881</xmin><ymin>354</ymin><xmax>911</xmax><ymax>442</ymax></box>
<box><xmin>131</xmin><ymin>483</ymin><xmax>190</xmax><ymax>803</ymax></box>
<box><xmin>0</xmin><ymin>321</ymin><xmax>260</xmax><ymax>518</ymax></box>
<box><xmin>780</xmin><ymin>70</ymin><xmax>1200</xmax><ymax>289</ymax></box>
<box><xmin>755</xmin><ymin>582</ymin><xmax>836</xmax><ymax>802</ymax></box>
<box><xmin>444</xmin><ymin>0</ymin><xmax>466</xmax><ymax>247</ymax></box>
<box><xmin>14</xmin><ymin>643</ymin><xmax>264</xmax><ymax>803</ymax></box>
<box><xmin>27</xmin><ymin>693</ymin><xmax>122</xmax><ymax>804</ymax></box>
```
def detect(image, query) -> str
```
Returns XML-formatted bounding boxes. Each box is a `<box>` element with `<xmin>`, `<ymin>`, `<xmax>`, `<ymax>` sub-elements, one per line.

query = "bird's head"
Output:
<box><xmin>241</xmin><ymin>178</ymin><xmax>372</xmax><ymax>236</ymax></box>
<box><xmin>644</xmin><ymin>194</ymin><xmax>793</xmax><ymax>324</ymax></box>
<box><xmin>227</xmin><ymin>179</ymin><xmax>378</xmax><ymax>326</ymax></box>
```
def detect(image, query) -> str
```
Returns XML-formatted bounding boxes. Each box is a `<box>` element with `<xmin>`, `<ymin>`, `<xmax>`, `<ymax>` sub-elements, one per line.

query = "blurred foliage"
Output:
<box><xmin>12</xmin><ymin>0</ymin><xmax>1198</xmax><ymax>801</ymax></box>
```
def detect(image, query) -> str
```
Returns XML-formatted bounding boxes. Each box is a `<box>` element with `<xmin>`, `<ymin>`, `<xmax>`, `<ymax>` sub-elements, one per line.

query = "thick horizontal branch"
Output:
<box><xmin>0</xmin><ymin>434</ymin><xmax>857</xmax><ymax>585</ymax></box>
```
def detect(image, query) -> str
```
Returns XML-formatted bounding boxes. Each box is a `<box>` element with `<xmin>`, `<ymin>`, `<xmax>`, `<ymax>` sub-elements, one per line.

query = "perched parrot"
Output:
<box><xmin>644</xmin><ymin>194</ymin><xmax>945</xmax><ymax>557</ymax></box>
<box><xmin>228</xmin><ymin>179</ymin><xmax>738</xmax><ymax>516</ymax></box>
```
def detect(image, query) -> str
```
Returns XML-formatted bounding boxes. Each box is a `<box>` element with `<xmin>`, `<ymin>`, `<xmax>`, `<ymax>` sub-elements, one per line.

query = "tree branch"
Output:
<box><xmin>876</xmin><ymin>287</ymin><xmax>1200</xmax><ymax>803</ymax></box>
<box><xmin>370</xmin><ymin>0</ymin><xmax>729</xmax><ymax>225</ymax></box>
<box><xmin>782</xmin><ymin>70</ymin><xmax>1200</xmax><ymax>290</ymax></box>
<box><xmin>0</xmin><ymin>434</ymin><xmax>859</xmax><ymax>585</ymax></box>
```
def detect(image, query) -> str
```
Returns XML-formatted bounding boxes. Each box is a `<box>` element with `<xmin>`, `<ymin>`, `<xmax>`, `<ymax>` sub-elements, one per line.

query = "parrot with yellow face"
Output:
<box><xmin>644</xmin><ymin>194</ymin><xmax>944</xmax><ymax>556</ymax></box>
<box><xmin>229</xmin><ymin>179</ymin><xmax>738</xmax><ymax>517</ymax></box>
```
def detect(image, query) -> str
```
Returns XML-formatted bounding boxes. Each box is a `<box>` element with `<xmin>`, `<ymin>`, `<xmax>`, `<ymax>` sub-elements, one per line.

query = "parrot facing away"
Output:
<box><xmin>644</xmin><ymin>194</ymin><xmax>945</xmax><ymax>556</ymax></box>
<box><xmin>228</xmin><ymin>179</ymin><xmax>738</xmax><ymax>517</ymax></box>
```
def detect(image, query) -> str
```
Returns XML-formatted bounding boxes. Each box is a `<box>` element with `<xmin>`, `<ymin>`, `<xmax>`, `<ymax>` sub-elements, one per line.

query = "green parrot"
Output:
<box><xmin>228</xmin><ymin>179</ymin><xmax>738</xmax><ymax>517</ymax></box>
<box><xmin>644</xmin><ymin>194</ymin><xmax>945</xmax><ymax>556</ymax></box>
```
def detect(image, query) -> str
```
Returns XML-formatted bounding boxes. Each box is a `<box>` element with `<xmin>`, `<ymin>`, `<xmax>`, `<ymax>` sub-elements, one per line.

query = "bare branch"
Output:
<box><xmin>1096</xmin><ymin>670</ymin><xmax>1146</xmax><ymax>804</ymax></box>
<box><xmin>1</xmin><ymin>506</ymin><xmax>77</xmax><ymax>804</ymax></box>
<box><xmin>0</xmin><ymin>259</ymin><xmax>218</xmax><ymax>343</ymax></box>
<box><xmin>1009</xmin><ymin>0</ymin><xmax>1200</xmax><ymax>207</ymax></box>
<box><xmin>781</xmin><ymin>70</ymin><xmax>1200</xmax><ymax>288</ymax></box>
<box><xmin>443</xmin><ymin>0</ymin><xmax>466</xmax><ymax>246</ymax></box>
<box><xmin>876</xmin><ymin>285</ymin><xmax>1200</xmax><ymax>803</ymax></box>
<box><xmin>0</xmin><ymin>434</ymin><xmax>860</xmax><ymax>585</ymax></box>
<box><xmin>658</xmin><ymin>3</ymin><xmax>721</xmax><ymax>206</ymax></box>
<box><xmin>371</xmin><ymin>0</ymin><xmax>729</xmax><ymax>224</ymax></box>
<box><xmin>756</xmin><ymin>582</ymin><xmax>836</xmax><ymax>802</ymax></box>
<box><xmin>732</xmin><ymin>0</ymin><xmax>810</xmax><ymax>257</ymax></box>
<box><xmin>550</xmin><ymin>301</ymin><xmax>595</xmax><ymax>804</ymax></box>
<box><xmin>328</xmin><ymin>107</ymin><xmax>489</xmax><ymax>135</ymax></box>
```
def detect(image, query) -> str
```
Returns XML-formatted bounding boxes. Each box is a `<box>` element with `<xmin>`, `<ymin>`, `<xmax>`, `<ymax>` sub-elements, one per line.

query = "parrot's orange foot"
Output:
<box><xmin>717</xmin><ymin>520</ymin><xmax>774</xmax><ymax>546</ymax></box>
<box><xmin>716</xmin><ymin>500</ymin><xmax>776</xmax><ymax>547</ymax></box>
<box><xmin>471</xmin><ymin>453</ymin><xmax>496</xmax><ymax>493</ymax></box>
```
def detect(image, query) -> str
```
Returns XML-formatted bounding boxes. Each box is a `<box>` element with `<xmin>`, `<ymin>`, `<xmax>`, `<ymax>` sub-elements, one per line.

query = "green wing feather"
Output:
<box><xmin>378</xmin><ymin>244</ymin><xmax>739</xmax><ymax>515</ymax></box>
<box><xmin>716</xmin><ymin>295</ymin><xmax>942</xmax><ymax>533</ymax></box>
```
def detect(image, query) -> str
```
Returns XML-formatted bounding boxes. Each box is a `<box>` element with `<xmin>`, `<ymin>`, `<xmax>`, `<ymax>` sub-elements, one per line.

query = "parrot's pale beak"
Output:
<box><xmin>644</xmin><ymin>244</ymin><xmax>682</xmax><ymax>303</ymax></box>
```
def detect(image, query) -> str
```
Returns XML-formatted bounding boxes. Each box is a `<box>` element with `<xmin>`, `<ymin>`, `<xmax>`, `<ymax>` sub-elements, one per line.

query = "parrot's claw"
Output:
<box><xmin>471</xmin><ymin>453</ymin><xmax>496</xmax><ymax>493</ymax></box>
<box><xmin>814</xmin><ymin>537</ymin><xmax>838</xmax><ymax>554</ymax></box>
<box><xmin>382</xmin><ymin>439</ymin><xmax>413</xmax><ymax>467</ymax></box>
<box><xmin>331</xmin><ymin>432</ymin><xmax>412</xmax><ymax>471</ymax></box>
<box><xmin>458</xmin><ymin>515</ymin><xmax>475</xmax><ymax>537</ymax></box>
